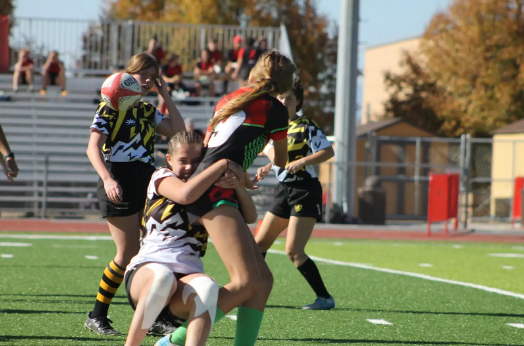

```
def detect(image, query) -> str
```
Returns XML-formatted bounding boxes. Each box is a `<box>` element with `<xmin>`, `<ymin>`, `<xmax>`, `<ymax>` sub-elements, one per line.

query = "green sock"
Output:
<box><xmin>234</xmin><ymin>307</ymin><xmax>264</xmax><ymax>346</ymax></box>
<box><xmin>170</xmin><ymin>308</ymin><xmax>226</xmax><ymax>345</ymax></box>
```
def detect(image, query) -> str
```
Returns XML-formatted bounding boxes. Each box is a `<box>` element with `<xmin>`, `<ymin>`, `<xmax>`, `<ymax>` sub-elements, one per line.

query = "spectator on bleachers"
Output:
<box><xmin>223</xmin><ymin>35</ymin><xmax>242</xmax><ymax>93</ymax></box>
<box><xmin>12</xmin><ymin>49</ymin><xmax>34</xmax><ymax>93</ymax></box>
<box><xmin>0</xmin><ymin>124</ymin><xmax>19</xmax><ymax>184</ymax></box>
<box><xmin>207</xmin><ymin>38</ymin><xmax>223</xmax><ymax>73</ymax></box>
<box><xmin>232</xmin><ymin>37</ymin><xmax>259</xmax><ymax>84</ymax></box>
<box><xmin>194</xmin><ymin>49</ymin><xmax>216</xmax><ymax>97</ymax></box>
<box><xmin>147</xmin><ymin>36</ymin><xmax>165</xmax><ymax>64</ymax></box>
<box><xmin>257</xmin><ymin>37</ymin><xmax>269</xmax><ymax>55</ymax></box>
<box><xmin>184</xmin><ymin>118</ymin><xmax>204</xmax><ymax>139</ymax></box>
<box><xmin>161</xmin><ymin>54</ymin><xmax>186</xmax><ymax>94</ymax></box>
<box><xmin>40</xmin><ymin>51</ymin><xmax>67</xmax><ymax>96</ymax></box>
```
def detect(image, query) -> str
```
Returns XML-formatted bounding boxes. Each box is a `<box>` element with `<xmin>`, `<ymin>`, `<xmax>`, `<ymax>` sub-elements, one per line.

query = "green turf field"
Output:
<box><xmin>1</xmin><ymin>234</ymin><xmax>524</xmax><ymax>345</ymax></box>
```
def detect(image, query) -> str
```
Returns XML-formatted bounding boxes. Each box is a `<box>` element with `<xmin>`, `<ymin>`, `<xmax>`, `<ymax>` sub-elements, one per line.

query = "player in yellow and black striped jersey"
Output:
<box><xmin>85</xmin><ymin>53</ymin><xmax>186</xmax><ymax>336</ymax></box>
<box><xmin>255</xmin><ymin>77</ymin><xmax>336</xmax><ymax>311</ymax></box>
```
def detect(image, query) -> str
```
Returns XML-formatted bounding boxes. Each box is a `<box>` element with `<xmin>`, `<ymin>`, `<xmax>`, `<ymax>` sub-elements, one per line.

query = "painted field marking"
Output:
<box><xmin>489</xmin><ymin>253</ymin><xmax>524</xmax><ymax>258</ymax></box>
<box><xmin>507</xmin><ymin>323</ymin><xmax>524</xmax><ymax>329</ymax></box>
<box><xmin>1</xmin><ymin>254</ymin><xmax>14</xmax><ymax>258</ymax></box>
<box><xmin>267</xmin><ymin>249</ymin><xmax>524</xmax><ymax>300</ymax></box>
<box><xmin>53</xmin><ymin>244</ymin><xmax>97</xmax><ymax>248</ymax></box>
<box><xmin>453</xmin><ymin>245</ymin><xmax>463</xmax><ymax>249</ymax></box>
<box><xmin>419</xmin><ymin>263</ymin><xmax>433</xmax><ymax>267</ymax></box>
<box><xmin>85</xmin><ymin>255</ymin><xmax>99</xmax><ymax>260</ymax></box>
<box><xmin>503</xmin><ymin>266</ymin><xmax>515</xmax><ymax>270</ymax></box>
<box><xmin>226</xmin><ymin>315</ymin><xmax>237</xmax><ymax>321</ymax></box>
<box><xmin>367</xmin><ymin>319</ymin><xmax>392</xmax><ymax>325</ymax></box>
<box><xmin>513</xmin><ymin>246</ymin><xmax>524</xmax><ymax>251</ymax></box>
<box><xmin>274</xmin><ymin>241</ymin><xmax>282</xmax><ymax>245</ymax></box>
<box><xmin>334</xmin><ymin>242</ymin><xmax>344</xmax><ymax>246</ymax></box>
<box><xmin>0</xmin><ymin>242</ymin><xmax>32</xmax><ymax>247</ymax></box>
<box><xmin>0</xmin><ymin>235</ymin><xmax>113</xmax><ymax>241</ymax></box>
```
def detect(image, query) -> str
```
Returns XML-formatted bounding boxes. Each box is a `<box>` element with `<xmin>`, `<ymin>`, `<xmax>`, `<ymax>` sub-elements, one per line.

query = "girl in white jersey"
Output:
<box><xmin>123</xmin><ymin>131</ymin><xmax>256</xmax><ymax>346</ymax></box>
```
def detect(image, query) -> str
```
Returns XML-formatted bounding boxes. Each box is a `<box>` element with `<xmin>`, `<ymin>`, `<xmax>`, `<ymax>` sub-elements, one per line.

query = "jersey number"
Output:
<box><xmin>207</xmin><ymin>111</ymin><xmax>246</xmax><ymax>148</ymax></box>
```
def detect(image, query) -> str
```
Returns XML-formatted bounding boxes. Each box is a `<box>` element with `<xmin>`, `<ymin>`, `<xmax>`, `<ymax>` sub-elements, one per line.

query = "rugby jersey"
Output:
<box><xmin>196</xmin><ymin>87</ymin><xmax>289</xmax><ymax>173</ymax></box>
<box><xmin>90</xmin><ymin>101</ymin><xmax>166</xmax><ymax>164</ymax></box>
<box><xmin>265</xmin><ymin>116</ymin><xmax>331</xmax><ymax>183</ymax></box>
<box><xmin>128</xmin><ymin>168</ymin><xmax>208</xmax><ymax>274</ymax></box>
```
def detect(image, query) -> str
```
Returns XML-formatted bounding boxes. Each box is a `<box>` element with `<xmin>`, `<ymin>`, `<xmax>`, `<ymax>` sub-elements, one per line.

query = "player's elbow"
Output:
<box><xmin>325</xmin><ymin>146</ymin><xmax>335</xmax><ymax>159</ymax></box>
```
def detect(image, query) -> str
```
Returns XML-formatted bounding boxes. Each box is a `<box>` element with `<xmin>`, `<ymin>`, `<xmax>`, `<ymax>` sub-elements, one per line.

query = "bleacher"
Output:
<box><xmin>0</xmin><ymin>73</ymin><xmax>275</xmax><ymax>219</ymax></box>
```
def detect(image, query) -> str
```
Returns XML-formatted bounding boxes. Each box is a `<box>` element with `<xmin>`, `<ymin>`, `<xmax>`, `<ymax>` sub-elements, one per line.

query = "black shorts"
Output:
<box><xmin>186</xmin><ymin>186</ymin><xmax>239</xmax><ymax>224</ymax></box>
<box><xmin>269</xmin><ymin>179</ymin><xmax>323</xmax><ymax>222</ymax></box>
<box><xmin>124</xmin><ymin>263</ymin><xmax>188</xmax><ymax>328</ymax></box>
<box><xmin>49</xmin><ymin>72</ymin><xmax>59</xmax><ymax>85</ymax></box>
<box><xmin>96</xmin><ymin>161</ymin><xmax>155</xmax><ymax>218</ymax></box>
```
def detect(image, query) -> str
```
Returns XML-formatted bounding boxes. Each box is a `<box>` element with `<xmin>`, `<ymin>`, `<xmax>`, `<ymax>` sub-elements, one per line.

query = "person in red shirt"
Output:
<box><xmin>12</xmin><ymin>49</ymin><xmax>34</xmax><ymax>92</ymax></box>
<box><xmin>232</xmin><ymin>38</ymin><xmax>261</xmax><ymax>84</ymax></box>
<box><xmin>223</xmin><ymin>35</ymin><xmax>243</xmax><ymax>93</ymax></box>
<box><xmin>194</xmin><ymin>49</ymin><xmax>216</xmax><ymax>97</ymax></box>
<box><xmin>40</xmin><ymin>51</ymin><xmax>67</xmax><ymax>96</ymax></box>
<box><xmin>147</xmin><ymin>36</ymin><xmax>165</xmax><ymax>64</ymax></box>
<box><xmin>163</xmin><ymin>50</ymin><xmax>296</xmax><ymax>346</ymax></box>
<box><xmin>207</xmin><ymin>38</ymin><xmax>223</xmax><ymax>72</ymax></box>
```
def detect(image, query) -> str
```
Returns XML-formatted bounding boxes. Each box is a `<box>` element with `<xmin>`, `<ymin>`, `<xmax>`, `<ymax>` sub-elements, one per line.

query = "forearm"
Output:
<box><xmin>300</xmin><ymin>148</ymin><xmax>334</xmax><ymax>166</ymax></box>
<box><xmin>164</xmin><ymin>96</ymin><xmax>185</xmax><ymax>134</ymax></box>
<box><xmin>86</xmin><ymin>146</ymin><xmax>112</xmax><ymax>181</ymax></box>
<box><xmin>0</xmin><ymin>126</ymin><xmax>12</xmax><ymax>156</ymax></box>
<box><xmin>181</xmin><ymin>160</ymin><xmax>228</xmax><ymax>203</ymax></box>
<box><xmin>236</xmin><ymin>187</ymin><xmax>257</xmax><ymax>223</ymax></box>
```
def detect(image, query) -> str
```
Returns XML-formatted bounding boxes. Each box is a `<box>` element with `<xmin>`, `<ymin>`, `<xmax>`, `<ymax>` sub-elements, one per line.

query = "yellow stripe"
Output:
<box><xmin>289</xmin><ymin>142</ymin><xmax>307</xmax><ymax>151</ymax></box>
<box><xmin>96</xmin><ymin>292</ymin><xmax>112</xmax><ymax>304</ymax></box>
<box><xmin>146</xmin><ymin>197</ymin><xmax>166</xmax><ymax>216</ymax></box>
<box><xmin>111</xmin><ymin>111</ymin><xmax>127</xmax><ymax>141</ymax></box>
<box><xmin>104</xmin><ymin>268</ymin><xmax>124</xmax><ymax>284</ymax></box>
<box><xmin>109</xmin><ymin>261</ymin><xmax>124</xmax><ymax>275</ymax></box>
<box><xmin>143</xmin><ymin>104</ymin><xmax>155</xmax><ymax>118</ymax></box>
<box><xmin>130</xmin><ymin>108</ymin><xmax>137</xmax><ymax>138</ymax></box>
<box><xmin>100</xmin><ymin>280</ymin><xmax>118</xmax><ymax>294</ymax></box>
<box><xmin>161</xmin><ymin>203</ymin><xmax>175</xmax><ymax>221</ymax></box>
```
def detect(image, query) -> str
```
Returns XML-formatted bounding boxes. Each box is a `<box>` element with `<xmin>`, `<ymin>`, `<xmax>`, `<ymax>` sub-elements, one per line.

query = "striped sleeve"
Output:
<box><xmin>90</xmin><ymin>103</ymin><xmax>112</xmax><ymax>136</ymax></box>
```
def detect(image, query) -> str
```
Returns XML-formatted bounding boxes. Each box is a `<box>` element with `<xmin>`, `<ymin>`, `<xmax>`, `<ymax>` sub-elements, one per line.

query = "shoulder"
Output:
<box><xmin>152</xmin><ymin>167</ymin><xmax>176</xmax><ymax>182</ymax></box>
<box><xmin>95</xmin><ymin>102</ymin><xmax>116</xmax><ymax>117</ymax></box>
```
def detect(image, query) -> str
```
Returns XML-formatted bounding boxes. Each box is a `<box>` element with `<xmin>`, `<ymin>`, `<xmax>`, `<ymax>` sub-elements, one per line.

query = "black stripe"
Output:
<box><xmin>98</xmin><ymin>286</ymin><xmax>116</xmax><ymax>299</ymax></box>
<box><xmin>106</xmin><ymin>266</ymin><xmax>124</xmax><ymax>279</ymax></box>
<box><xmin>102</xmin><ymin>274</ymin><xmax>121</xmax><ymax>289</ymax></box>
<box><xmin>111</xmin><ymin>260</ymin><xmax>126</xmax><ymax>272</ymax></box>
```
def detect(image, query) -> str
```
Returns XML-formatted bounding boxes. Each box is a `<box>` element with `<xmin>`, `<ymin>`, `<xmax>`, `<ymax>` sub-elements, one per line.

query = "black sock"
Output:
<box><xmin>297</xmin><ymin>257</ymin><xmax>330</xmax><ymax>299</ymax></box>
<box><xmin>261</xmin><ymin>252</ymin><xmax>267</xmax><ymax>259</ymax></box>
<box><xmin>90</xmin><ymin>259</ymin><xmax>125</xmax><ymax>318</ymax></box>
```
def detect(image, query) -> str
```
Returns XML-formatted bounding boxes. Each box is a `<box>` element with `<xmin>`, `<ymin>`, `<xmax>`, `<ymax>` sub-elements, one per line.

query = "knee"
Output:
<box><xmin>231</xmin><ymin>273</ymin><xmax>264</xmax><ymax>299</ymax></box>
<box><xmin>286</xmin><ymin>246</ymin><xmax>306</xmax><ymax>264</ymax></box>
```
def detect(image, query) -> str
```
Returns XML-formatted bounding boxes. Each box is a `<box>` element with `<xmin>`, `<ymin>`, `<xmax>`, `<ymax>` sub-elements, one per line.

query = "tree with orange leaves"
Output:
<box><xmin>384</xmin><ymin>0</ymin><xmax>524</xmax><ymax>137</ymax></box>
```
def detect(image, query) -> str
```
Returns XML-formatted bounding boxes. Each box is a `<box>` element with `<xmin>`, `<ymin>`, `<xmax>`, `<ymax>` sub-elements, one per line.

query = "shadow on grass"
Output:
<box><xmin>265</xmin><ymin>305</ymin><xmax>524</xmax><ymax>318</ymax></box>
<box><xmin>212</xmin><ymin>336</ymin><xmax>523</xmax><ymax>345</ymax></box>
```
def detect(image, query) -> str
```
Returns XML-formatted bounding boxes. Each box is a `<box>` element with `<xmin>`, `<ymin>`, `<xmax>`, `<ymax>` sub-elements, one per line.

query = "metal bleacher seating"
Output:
<box><xmin>0</xmin><ymin>73</ymin><xmax>275</xmax><ymax>219</ymax></box>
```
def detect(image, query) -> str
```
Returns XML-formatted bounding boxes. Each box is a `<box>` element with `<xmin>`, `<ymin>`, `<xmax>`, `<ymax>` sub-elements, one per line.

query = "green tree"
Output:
<box><xmin>384</xmin><ymin>0</ymin><xmax>524</xmax><ymax>137</ymax></box>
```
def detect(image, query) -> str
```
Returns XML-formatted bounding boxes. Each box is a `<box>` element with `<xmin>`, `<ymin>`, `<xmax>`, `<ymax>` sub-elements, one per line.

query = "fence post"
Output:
<box><xmin>325</xmin><ymin>162</ymin><xmax>332</xmax><ymax>223</ymax></box>
<box><xmin>510</xmin><ymin>140</ymin><xmax>517</xmax><ymax>222</ymax></box>
<box><xmin>464</xmin><ymin>134</ymin><xmax>472</xmax><ymax>229</ymax></box>
<box><xmin>42</xmin><ymin>155</ymin><xmax>50</xmax><ymax>219</ymax></box>
<box><xmin>414</xmin><ymin>137</ymin><xmax>421</xmax><ymax>216</ymax></box>
<box><xmin>110</xmin><ymin>23</ymin><xmax>118</xmax><ymax>68</ymax></box>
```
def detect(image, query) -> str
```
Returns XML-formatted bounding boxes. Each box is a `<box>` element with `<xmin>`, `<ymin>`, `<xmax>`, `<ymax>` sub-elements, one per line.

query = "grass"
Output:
<box><xmin>1</xmin><ymin>234</ymin><xmax>524</xmax><ymax>345</ymax></box>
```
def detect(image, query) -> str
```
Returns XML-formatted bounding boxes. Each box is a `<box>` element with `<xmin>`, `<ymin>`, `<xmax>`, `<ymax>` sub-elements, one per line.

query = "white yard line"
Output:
<box><xmin>85</xmin><ymin>255</ymin><xmax>99</xmax><ymax>260</ymax></box>
<box><xmin>0</xmin><ymin>242</ymin><xmax>32</xmax><ymax>247</ymax></box>
<box><xmin>0</xmin><ymin>235</ymin><xmax>113</xmax><ymax>241</ymax></box>
<box><xmin>1</xmin><ymin>254</ymin><xmax>14</xmax><ymax>258</ymax></box>
<box><xmin>367</xmin><ymin>319</ymin><xmax>393</xmax><ymax>325</ymax></box>
<box><xmin>507</xmin><ymin>323</ymin><xmax>524</xmax><ymax>329</ymax></box>
<box><xmin>489</xmin><ymin>253</ymin><xmax>524</xmax><ymax>258</ymax></box>
<box><xmin>226</xmin><ymin>315</ymin><xmax>237</xmax><ymax>321</ymax></box>
<box><xmin>267</xmin><ymin>249</ymin><xmax>524</xmax><ymax>300</ymax></box>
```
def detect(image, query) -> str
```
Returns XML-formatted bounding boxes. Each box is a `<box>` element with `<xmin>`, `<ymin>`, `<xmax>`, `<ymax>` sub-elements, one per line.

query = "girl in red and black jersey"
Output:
<box><xmin>194</xmin><ymin>49</ymin><xmax>216</xmax><ymax>97</ymax></box>
<box><xmin>164</xmin><ymin>50</ymin><xmax>296</xmax><ymax>346</ymax></box>
<box><xmin>40</xmin><ymin>51</ymin><xmax>67</xmax><ymax>96</ymax></box>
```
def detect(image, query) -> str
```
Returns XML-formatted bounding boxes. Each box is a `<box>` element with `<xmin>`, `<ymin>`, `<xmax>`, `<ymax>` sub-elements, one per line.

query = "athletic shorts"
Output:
<box><xmin>186</xmin><ymin>186</ymin><xmax>239</xmax><ymax>224</ymax></box>
<box><xmin>268</xmin><ymin>179</ymin><xmax>323</xmax><ymax>222</ymax></box>
<box><xmin>49</xmin><ymin>72</ymin><xmax>58</xmax><ymax>85</ymax></box>
<box><xmin>96</xmin><ymin>161</ymin><xmax>155</xmax><ymax>218</ymax></box>
<box><xmin>124</xmin><ymin>262</ymin><xmax>188</xmax><ymax>328</ymax></box>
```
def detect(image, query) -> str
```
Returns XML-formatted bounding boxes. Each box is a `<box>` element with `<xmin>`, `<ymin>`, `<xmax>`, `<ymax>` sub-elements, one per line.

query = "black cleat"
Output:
<box><xmin>147</xmin><ymin>319</ymin><xmax>178</xmax><ymax>336</ymax></box>
<box><xmin>84</xmin><ymin>313</ymin><xmax>122</xmax><ymax>336</ymax></box>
